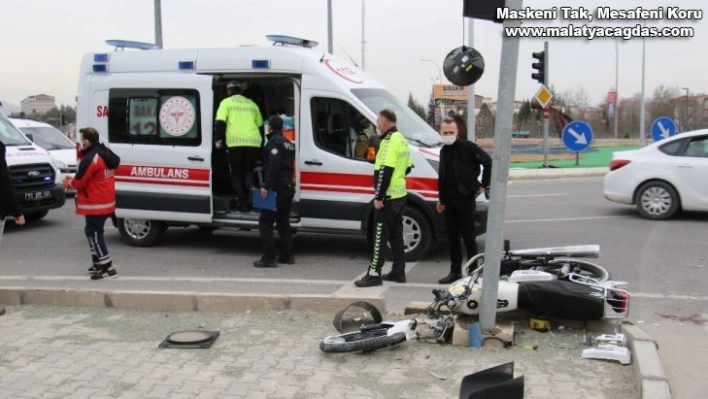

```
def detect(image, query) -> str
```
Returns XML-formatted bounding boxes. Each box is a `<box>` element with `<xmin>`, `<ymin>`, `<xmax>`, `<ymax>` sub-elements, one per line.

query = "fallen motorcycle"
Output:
<box><xmin>320</xmin><ymin>243</ymin><xmax>630</xmax><ymax>353</ymax></box>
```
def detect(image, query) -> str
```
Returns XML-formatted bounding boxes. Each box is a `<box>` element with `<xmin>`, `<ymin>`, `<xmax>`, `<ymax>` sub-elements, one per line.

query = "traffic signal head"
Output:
<box><xmin>532</xmin><ymin>51</ymin><xmax>546</xmax><ymax>84</ymax></box>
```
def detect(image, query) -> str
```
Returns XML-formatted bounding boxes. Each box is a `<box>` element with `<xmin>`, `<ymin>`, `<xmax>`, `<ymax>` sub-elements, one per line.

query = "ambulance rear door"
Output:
<box><xmin>101</xmin><ymin>73</ymin><xmax>215</xmax><ymax>223</ymax></box>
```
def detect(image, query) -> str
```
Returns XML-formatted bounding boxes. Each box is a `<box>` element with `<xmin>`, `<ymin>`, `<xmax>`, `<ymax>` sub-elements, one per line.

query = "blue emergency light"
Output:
<box><xmin>93</xmin><ymin>53</ymin><xmax>110</xmax><ymax>62</ymax></box>
<box><xmin>178</xmin><ymin>61</ymin><xmax>195</xmax><ymax>70</ymax></box>
<box><xmin>92</xmin><ymin>64</ymin><xmax>108</xmax><ymax>73</ymax></box>
<box><xmin>252</xmin><ymin>60</ymin><xmax>270</xmax><ymax>69</ymax></box>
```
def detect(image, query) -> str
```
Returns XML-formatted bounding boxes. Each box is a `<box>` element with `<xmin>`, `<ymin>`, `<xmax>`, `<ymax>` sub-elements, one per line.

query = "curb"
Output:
<box><xmin>0</xmin><ymin>287</ymin><xmax>386</xmax><ymax>315</ymax></box>
<box><xmin>621</xmin><ymin>323</ymin><xmax>673</xmax><ymax>399</ymax></box>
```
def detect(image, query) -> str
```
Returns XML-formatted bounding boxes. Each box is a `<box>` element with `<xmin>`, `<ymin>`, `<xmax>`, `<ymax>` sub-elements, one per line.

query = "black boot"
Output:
<box><xmin>382</xmin><ymin>271</ymin><xmax>406</xmax><ymax>283</ymax></box>
<box><xmin>254</xmin><ymin>257</ymin><xmax>278</xmax><ymax>268</ymax></box>
<box><xmin>354</xmin><ymin>274</ymin><xmax>382</xmax><ymax>287</ymax></box>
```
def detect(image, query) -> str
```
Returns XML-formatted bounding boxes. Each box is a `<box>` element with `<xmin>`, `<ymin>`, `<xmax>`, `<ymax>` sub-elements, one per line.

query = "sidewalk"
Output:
<box><xmin>1</xmin><ymin>304</ymin><xmax>638</xmax><ymax>399</ymax></box>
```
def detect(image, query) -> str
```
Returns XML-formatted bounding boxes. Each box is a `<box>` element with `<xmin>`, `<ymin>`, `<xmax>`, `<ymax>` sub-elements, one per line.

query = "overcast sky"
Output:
<box><xmin>1</xmin><ymin>0</ymin><xmax>705</xmax><ymax>109</ymax></box>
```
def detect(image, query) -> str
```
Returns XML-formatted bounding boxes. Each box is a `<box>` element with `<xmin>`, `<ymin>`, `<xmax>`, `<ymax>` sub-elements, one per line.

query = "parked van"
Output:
<box><xmin>0</xmin><ymin>111</ymin><xmax>66</xmax><ymax>220</ymax></box>
<box><xmin>76</xmin><ymin>36</ymin><xmax>488</xmax><ymax>260</ymax></box>
<box><xmin>9</xmin><ymin>118</ymin><xmax>79</xmax><ymax>180</ymax></box>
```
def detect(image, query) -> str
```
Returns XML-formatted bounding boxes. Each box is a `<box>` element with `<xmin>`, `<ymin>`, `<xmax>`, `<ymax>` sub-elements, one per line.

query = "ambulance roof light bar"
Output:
<box><xmin>105</xmin><ymin>39</ymin><xmax>160</xmax><ymax>51</ymax></box>
<box><xmin>265</xmin><ymin>35</ymin><xmax>318</xmax><ymax>49</ymax></box>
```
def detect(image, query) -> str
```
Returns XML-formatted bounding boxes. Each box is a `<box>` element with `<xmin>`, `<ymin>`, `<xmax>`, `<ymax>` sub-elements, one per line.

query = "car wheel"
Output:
<box><xmin>117</xmin><ymin>218</ymin><xmax>167</xmax><ymax>247</ymax></box>
<box><xmin>635</xmin><ymin>181</ymin><xmax>680</xmax><ymax>220</ymax></box>
<box><xmin>367</xmin><ymin>207</ymin><xmax>432</xmax><ymax>262</ymax></box>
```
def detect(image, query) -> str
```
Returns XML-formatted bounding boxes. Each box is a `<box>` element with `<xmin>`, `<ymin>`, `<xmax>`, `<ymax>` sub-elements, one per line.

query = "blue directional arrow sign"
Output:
<box><xmin>651</xmin><ymin>117</ymin><xmax>677</xmax><ymax>142</ymax></box>
<box><xmin>561</xmin><ymin>121</ymin><xmax>593</xmax><ymax>153</ymax></box>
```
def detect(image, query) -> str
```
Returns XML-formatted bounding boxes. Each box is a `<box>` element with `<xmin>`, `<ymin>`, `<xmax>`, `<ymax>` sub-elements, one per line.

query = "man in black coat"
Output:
<box><xmin>436</xmin><ymin>118</ymin><xmax>491</xmax><ymax>284</ymax></box>
<box><xmin>254</xmin><ymin>115</ymin><xmax>296</xmax><ymax>268</ymax></box>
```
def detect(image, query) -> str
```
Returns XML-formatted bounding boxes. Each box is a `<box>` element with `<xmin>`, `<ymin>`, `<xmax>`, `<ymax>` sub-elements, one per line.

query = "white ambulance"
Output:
<box><xmin>1</xmin><ymin>111</ymin><xmax>66</xmax><ymax>221</ymax></box>
<box><xmin>76</xmin><ymin>36</ymin><xmax>488</xmax><ymax>261</ymax></box>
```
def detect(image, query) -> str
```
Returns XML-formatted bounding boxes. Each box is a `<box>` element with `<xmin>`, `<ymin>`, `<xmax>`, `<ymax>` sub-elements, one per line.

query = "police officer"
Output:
<box><xmin>254</xmin><ymin>115</ymin><xmax>296</xmax><ymax>268</ymax></box>
<box><xmin>355</xmin><ymin>109</ymin><xmax>412</xmax><ymax>287</ymax></box>
<box><xmin>215</xmin><ymin>81</ymin><xmax>264</xmax><ymax>212</ymax></box>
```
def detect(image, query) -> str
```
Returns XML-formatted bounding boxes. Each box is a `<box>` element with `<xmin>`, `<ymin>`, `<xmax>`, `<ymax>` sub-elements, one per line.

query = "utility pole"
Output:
<box><xmin>479</xmin><ymin>0</ymin><xmax>523</xmax><ymax>331</ymax></box>
<box><xmin>327</xmin><ymin>0</ymin><xmax>333</xmax><ymax>54</ymax></box>
<box><xmin>154</xmin><ymin>0</ymin><xmax>163</xmax><ymax>49</ymax></box>
<box><xmin>639</xmin><ymin>30</ymin><xmax>647</xmax><ymax>146</ymax></box>
<box><xmin>614</xmin><ymin>41</ymin><xmax>619</xmax><ymax>139</ymax></box>
<box><xmin>361</xmin><ymin>0</ymin><xmax>366</xmax><ymax>70</ymax></box>
<box><xmin>466</xmin><ymin>19</ymin><xmax>476</xmax><ymax>141</ymax></box>
<box><xmin>682</xmin><ymin>88</ymin><xmax>689</xmax><ymax>132</ymax></box>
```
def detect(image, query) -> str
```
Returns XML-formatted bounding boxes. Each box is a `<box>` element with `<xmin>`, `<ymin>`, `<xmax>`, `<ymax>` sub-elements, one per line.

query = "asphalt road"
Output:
<box><xmin>2</xmin><ymin>177</ymin><xmax>707</xmax><ymax>398</ymax></box>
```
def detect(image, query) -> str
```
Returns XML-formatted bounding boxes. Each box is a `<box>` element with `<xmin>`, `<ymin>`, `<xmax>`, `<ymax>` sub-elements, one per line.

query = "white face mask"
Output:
<box><xmin>441</xmin><ymin>135</ymin><xmax>457</xmax><ymax>146</ymax></box>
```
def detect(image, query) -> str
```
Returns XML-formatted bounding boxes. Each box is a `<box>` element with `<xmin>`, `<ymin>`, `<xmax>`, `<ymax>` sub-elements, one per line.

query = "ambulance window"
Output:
<box><xmin>108</xmin><ymin>89</ymin><xmax>201</xmax><ymax>146</ymax></box>
<box><xmin>310</xmin><ymin>97</ymin><xmax>372</xmax><ymax>161</ymax></box>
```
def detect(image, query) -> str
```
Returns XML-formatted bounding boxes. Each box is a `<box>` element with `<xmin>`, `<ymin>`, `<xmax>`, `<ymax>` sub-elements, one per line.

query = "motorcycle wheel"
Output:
<box><xmin>542</xmin><ymin>259</ymin><xmax>611</xmax><ymax>283</ymax></box>
<box><xmin>319</xmin><ymin>330</ymin><xmax>407</xmax><ymax>353</ymax></box>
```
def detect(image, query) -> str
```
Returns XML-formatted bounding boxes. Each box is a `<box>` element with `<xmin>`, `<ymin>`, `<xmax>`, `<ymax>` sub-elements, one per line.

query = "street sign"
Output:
<box><xmin>651</xmin><ymin>117</ymin><xmax>677</xmax><ymax>142</ymax></box>
<box><xmin>561</xmin><ymin>120</ymin><xmax>593</xmax><ymax>152</ymax></box>
<box><xmin>534</xmin><ymin>85</ymin><xmax>553</xmax><ymax>108</ymax></box>
<box><xmin>543</xmin><ymin>107</ymin><xmax>549</xmax><ymax>120</ymax></box>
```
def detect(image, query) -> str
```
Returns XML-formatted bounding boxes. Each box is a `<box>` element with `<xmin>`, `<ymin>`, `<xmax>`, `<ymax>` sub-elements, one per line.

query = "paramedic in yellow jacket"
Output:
<box><xmin>355</xmin><ymin>109</ymin><xmax>413</xmax><ymax>287</ymax></box>
<box><xmin>215</xmin><ymin>81</ymin><xmax>264</xmax><ymax>211</ymax></box>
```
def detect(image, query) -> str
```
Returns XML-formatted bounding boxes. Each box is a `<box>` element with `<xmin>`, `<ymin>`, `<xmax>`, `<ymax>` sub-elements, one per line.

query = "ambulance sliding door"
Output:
<box><xmin>101</xmin><ymin>74</ymin><xmax>214</xmax><ymax>223</ymax></box>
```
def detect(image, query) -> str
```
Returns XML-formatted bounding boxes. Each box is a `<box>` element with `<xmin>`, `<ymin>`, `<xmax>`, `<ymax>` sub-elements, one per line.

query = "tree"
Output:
<box><xmin>407</xmin><ymin>93</ymin><xmax>427</xmax><ymax>121</ymax></box>
<box><xmin>648</xmin><ymin>85</ymin><xmax>680</xmax><ymax>124</ymax></box>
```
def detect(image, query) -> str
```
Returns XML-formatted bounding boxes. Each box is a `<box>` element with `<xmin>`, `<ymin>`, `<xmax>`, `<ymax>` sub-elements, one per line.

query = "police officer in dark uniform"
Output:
<box><xmin>254</xmin><ymin>115</ymin><xmax>296</xmax><ymax>268</ymax></box>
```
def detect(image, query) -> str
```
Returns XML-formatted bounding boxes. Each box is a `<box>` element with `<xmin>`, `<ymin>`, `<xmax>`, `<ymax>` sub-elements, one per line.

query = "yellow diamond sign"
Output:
<box><xmin>534</xmin><ymin>85</ymin><xmax>553</xmax><ymax>108</ymax></box>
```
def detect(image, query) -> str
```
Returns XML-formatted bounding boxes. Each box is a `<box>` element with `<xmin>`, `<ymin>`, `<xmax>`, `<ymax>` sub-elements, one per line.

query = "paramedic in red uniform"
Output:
<box><xmin>62</xmin><ymin>127</ymin><xmax>119</xmax><ymax>280</ymax></box>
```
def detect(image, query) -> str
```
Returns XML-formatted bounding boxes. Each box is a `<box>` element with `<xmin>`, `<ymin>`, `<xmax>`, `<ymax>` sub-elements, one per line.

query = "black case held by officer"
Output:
<box><xmin>253</xmin><ymin>115</ymin><xmax>296</xmax><ymax>268</ymax></box>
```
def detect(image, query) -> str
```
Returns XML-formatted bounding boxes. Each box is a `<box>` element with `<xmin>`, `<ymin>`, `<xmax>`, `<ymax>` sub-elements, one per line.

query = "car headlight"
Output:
<box><xmin>52</xmin><ymin>158</ymin><xmax>68</xmax><ymax>170</ymax></box>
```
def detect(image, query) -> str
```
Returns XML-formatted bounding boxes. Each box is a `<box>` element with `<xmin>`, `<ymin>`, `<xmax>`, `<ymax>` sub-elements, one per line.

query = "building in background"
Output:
<box><xmin>21</xmin><ymin>94</ymin><xmax>56</xmax><ymax>115</ymax></box>
<box><xmin>430</xmin><ymin>84</ymin><xmax>490</xmax><ymax>128</ymax></box>
<box><xmin>673</xmin><ymin>93</ymin><xmax>708</xmax><ymax>132</ymax></box>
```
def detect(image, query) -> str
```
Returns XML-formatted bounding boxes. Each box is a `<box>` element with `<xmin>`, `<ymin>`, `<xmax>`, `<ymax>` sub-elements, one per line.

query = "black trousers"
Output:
<box><xmin>227</xmin><ymin>147</ymin><xmax>261</xmax><ymax>205</ymax></box>
<box><xmin>444</xmin><ymin>200</ymin><xmax>478</xmax><ymax>274</ymax></box>
<box><xmin>85</xmin><ymin>214</ymin><xmax>112</xmax><ymax>269</ymax></box>
<box><xmin>368</xmin><ymin>197</ymin><xmax>406</xmax><ymax>275</ymax></box>
<box><xmin>258</xmin><ymin>186</ymin><xmax>295</xmax><ymax>261</ymax></box>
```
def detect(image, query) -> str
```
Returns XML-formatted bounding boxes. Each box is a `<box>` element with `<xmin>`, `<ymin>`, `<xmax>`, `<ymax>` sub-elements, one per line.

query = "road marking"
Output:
<box><xmin>631</xmin><ymin>292</ymin><xmax>708</xmax><ymax>302</ymax></box>
<box><xmin>507</xmin><ymin>193</ymin><xmax>569</xmax><ymax>198</ymax></box>
<box><xmin>506</xmin><ymin>215</ymin><xmax>630</xmax><ymax>224</ymax></box>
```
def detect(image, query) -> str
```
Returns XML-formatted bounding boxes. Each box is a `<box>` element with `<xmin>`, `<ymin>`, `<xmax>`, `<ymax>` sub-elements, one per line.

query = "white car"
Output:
<box><xmin>9</xmin><ymin>118</ymin><xmax>78</xmax><ymax>179</ymax></box>
<box><xmin>603</xmin><ymin>129</ymin><xmax>708</xmax><ymax>219</ymax></box>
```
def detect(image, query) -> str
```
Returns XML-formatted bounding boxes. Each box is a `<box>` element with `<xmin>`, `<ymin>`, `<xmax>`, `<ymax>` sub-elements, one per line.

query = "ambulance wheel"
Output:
<box><xmin>118</xmin><ymin>218</ymin><xmax>167</xmax><ymax>247</ymax></box>
<box><xmin>367</xmin><ymin>207</ymin><xmax>432</xmax><ymax>262</ymax></box>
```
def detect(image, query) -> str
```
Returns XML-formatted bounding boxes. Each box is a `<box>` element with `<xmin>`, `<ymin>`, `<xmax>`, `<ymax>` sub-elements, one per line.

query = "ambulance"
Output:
<box><xmin>75</xmin><ymin>36</ymin><xmax>488</xmax><ymax>261</ymax></box>
<box><xmin>1</xmin><ymin>111</ymin><xmax>66</xmax><ymax>221</ymax></box>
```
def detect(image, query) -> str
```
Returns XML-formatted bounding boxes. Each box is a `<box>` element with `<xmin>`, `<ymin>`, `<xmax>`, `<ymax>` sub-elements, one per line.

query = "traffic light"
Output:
<box><xmin>531</xmin><ymin>51</ymin><xmax>546</xmax><ymax>84</ymax></box>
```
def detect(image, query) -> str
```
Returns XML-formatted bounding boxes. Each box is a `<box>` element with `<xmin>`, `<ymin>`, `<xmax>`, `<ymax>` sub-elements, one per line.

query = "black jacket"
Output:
<box><xmin>0</xmin><ymin>141</ymin><xmax>22</xmax><ymax>219</ymax></box>
<box><xmin>262</xmin><ymin>130</ymin><xmax>295</xmax><ymax>191</ymax></box>
<box><xmin>438</xmin><ymin>139</ymin><xmax>492</xmax><ymax>205</ymax></box>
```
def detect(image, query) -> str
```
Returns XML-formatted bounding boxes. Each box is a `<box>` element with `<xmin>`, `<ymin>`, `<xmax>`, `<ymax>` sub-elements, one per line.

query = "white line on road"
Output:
<box><xmin>507</xmin><ymin>193</ymin><xmax>569</xmax><ymax>198</ymax></box>
<box><xmin>506</xmin><ymin>215</ymin><xmax>631</xmax><ymax>224</ymax></box>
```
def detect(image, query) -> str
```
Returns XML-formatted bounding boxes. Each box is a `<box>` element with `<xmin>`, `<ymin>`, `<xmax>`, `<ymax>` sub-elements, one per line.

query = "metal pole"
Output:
<box><xmin>420</xmin><ymin>59</ymin><xmax>442</xmax><ymax>124</ymax></box>
<box><xmin>614</xmin><ymin>40</ymin><xmax>619</xmax><ymax>139</ymax></box>
<box><xmin>361</xmin><ymin>0</ymin><xmax>366</xmax><ymax>70</ymax></box>
<box><xmin>639</xmin><ymin>32</ymin><xmax>646</xmax><ymax>146</ymax></box>
<box><xmin>479</xmin><ymin>0</ymin><xmax>523</xmax><ymax>331</ymax></box>
<box><xmin>683</xmin><ymin>88</ymin><xmax>689</xmax><ymax>132</ymax></box>
<box><xmin>154</xmin><ymin>0</ymin><xmax>163</xmax><ymax>49</ymax></box>
<box><xmin>467</xmin><ymin>18</ymin><xmax>476</xmax><ymax>141</ymax></box>
<box><xmin>327</xmin><ymin>0</ymin><xmax>333</xmax><ymax>54</ymax></box>
<box><xmin>542</xmin><ymin>41</ymin><xmax>549</xmax><ymax>168</ymax></box>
